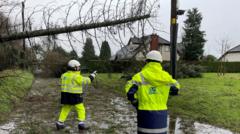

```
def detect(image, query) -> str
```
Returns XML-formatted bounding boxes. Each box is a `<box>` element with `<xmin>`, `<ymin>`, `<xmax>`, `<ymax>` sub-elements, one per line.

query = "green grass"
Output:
<box><xmin>91</xmin><ymin>73</ymin><xmax>126</xmax><ymax>95</ymax></box>
<box><xmin>95</xmin><ymin>73</ymin><xmax>240</xmax><ymax>132</ymax></box>
<box><xmin>0</xmin><ymin>69</ymin><xmax>34</xmax><ymax>122</ymax></box>
<box><xmin>168</xmin><ymin>73</ymin><xmax>240</xmax><ymax>132</ymax></box>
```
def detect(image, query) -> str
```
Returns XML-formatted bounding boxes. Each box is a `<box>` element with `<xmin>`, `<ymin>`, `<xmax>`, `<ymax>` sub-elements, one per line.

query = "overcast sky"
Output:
<box><xmin>159</xmin><ymin>0</ymin><xmax>240</xmax><ymax>57</ymax></box>
<box><xmin>11</xmin><ymin>0</ymin><xmax>240</xmax><ymax>58</ymax></box>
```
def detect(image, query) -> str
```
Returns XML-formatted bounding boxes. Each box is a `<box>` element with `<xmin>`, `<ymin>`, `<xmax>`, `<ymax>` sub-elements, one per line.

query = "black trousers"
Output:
<box><xmin>61</xmin><ymin>92</ymin><xmax>83</xmax><ymax>105</ymax></box>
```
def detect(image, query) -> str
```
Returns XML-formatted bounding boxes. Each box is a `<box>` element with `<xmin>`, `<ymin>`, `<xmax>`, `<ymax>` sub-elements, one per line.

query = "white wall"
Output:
<box><xmin>159</xmin><ymin>45</ymin><xmax>180</xmax><ymax>61</ymax></box>
<box><xmin>134</xmin><ymin>45</ymin><xmax>180</xmax><ymax>61</ymax></box>
<box><xmin>221</xmin><ymin>53</ymin><xmax>240</xmax><ymax>62</ymax></box>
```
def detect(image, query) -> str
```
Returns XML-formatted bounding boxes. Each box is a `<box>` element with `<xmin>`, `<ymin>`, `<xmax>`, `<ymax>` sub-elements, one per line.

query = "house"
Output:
<box><xmin>110</xmin><ymin>35</ymin><xmax>179</xmax><ymax>61</ymax></box>
<box><xmin>219</xmin><ymin>44</ymin><xmax>240</xmax><ymax>62</ymax></box>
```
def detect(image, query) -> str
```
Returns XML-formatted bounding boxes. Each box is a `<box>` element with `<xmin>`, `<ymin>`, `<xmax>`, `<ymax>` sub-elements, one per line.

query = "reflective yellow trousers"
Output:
<box><xmin>58</xmin><ymin>103</ymin><xmax>85</xmax><ymax>122</ymax></box>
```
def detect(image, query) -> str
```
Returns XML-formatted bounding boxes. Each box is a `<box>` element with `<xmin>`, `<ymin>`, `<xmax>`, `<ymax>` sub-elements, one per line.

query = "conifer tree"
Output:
<box><xmin>182</xmin><ymin>8</ymin><xmax>206</xmax><ymax>61</ymax></box>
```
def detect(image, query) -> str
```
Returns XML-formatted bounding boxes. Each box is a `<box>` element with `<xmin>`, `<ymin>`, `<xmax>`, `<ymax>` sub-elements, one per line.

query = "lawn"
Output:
<box><xmin>168</xmin><ymin>73</ymin><xmax>240</xmax><ymax>132</ymax></box>
<box><xmin>94</xmin><ymin>73</ymin><xmax>240</xmax><ymax>132</ymax></box>
<box><xmin>92</xmin><ymin>73</ymin><xmax>125</xmax><ymax>95</ymax></box>
<box><xmin>0</xmin><ymin>69</ymin><xmax>34</xmax><ymax>122</ymax></box>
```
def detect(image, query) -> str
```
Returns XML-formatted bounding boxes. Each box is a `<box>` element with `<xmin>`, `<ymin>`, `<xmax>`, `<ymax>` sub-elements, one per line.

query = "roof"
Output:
<box><xmin>218</xmin><ymin>44</ymin><xmax>240</xmax><ymax>61</ymax></box>
<box><xmin>110</xmin><ymin>44</ymin><xmax>141</xmax><ymax>61</ymax></box>
<box><xmin>110</xmin><ymin>35</ymin><xmax>170</xmax><ymax>61</ymax></box>
<box><xmin>227</xmin><ymin>44</ymin><xmax>240</xmax><ymax>52</ymax></box>
<box><xmin>130</xmin><ymin>35</ymin><xmax>170</xmax><ymax>45</ymax></box>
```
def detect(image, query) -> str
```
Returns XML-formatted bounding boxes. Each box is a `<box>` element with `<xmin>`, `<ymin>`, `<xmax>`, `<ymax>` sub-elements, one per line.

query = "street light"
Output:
<box><xmin>177</xmin><ymin>9</ymin><xmax>185</xmax><ymax>15</ymax></box>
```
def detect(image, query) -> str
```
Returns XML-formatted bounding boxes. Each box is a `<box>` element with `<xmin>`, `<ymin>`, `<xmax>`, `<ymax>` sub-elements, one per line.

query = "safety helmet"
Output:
<box><xmin>146</xmin><ymin>50</ymin><xmax>163</xmax><ymax>62</ymax></box>
<box><xmin>68</xmin><ymin>60</ymin><xmax>81</xmax><ymax>68</ymax></box>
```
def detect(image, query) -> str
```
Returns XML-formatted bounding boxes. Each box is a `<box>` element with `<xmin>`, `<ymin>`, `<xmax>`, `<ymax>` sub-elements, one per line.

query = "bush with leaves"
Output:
<box><xmin>163</xmin><ymin>62</ymin><xmax>204</xmax><ymax>78</ymax></box>
<box><xmin>42</xmin><ymin>47</ymin><xmax>73</xmax><ymax>77</ymax></box>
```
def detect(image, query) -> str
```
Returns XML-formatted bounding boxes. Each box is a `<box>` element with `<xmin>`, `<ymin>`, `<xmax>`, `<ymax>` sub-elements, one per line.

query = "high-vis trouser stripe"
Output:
<box><xmin>138</xmin><ymin>127</ymin><xmax>168</xmax><ymax>133</ymax></box>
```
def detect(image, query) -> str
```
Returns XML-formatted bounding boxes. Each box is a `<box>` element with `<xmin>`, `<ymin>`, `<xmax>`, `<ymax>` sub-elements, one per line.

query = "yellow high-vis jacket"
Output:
<box><xmin>61</xmin><ymin>71</ymin><xmax>91</xmax><ymax>94</ymax></box>
<box><xmin>125</xmin><ymin>62</ymin><xmax>180</xmax><ymax>111</ymax></box>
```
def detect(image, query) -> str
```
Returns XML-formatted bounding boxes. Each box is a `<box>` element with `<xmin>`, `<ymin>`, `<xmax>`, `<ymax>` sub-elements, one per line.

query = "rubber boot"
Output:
<box><xmin>78</xmin><ymin>122</ymin><xmax>90</xmax><ymax>130</ymax></box>
<box><xmin>56</xmin><ymin>121</ymin><xmax>65</xmax><ymax>130</ymax></box>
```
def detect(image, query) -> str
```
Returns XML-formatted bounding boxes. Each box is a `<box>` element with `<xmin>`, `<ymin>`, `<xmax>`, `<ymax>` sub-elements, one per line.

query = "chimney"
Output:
<box><xmin>150</xmin><ymin>34</ymin><xmax>159</xmax><ymax>50</ymax></box>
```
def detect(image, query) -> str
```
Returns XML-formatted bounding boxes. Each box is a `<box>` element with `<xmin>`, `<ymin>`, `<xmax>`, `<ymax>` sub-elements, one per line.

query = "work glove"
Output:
<box><xmin>91</xmin><ymin>70</ymin><xmax>97</xmax><ymax>78</ymax></box>
<box><xmin>170</xmin><ymin>86</ymin><xmax>179</xmax><ymax>96</ymax></box>
<box><xmin>89</xmin><ymin>70</ymin><xmax>97</xmax><ymax>81</ymax></box>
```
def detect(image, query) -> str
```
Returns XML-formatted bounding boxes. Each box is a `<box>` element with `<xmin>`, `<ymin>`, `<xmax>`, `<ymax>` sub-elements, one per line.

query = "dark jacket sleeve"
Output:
<box><xmin>127</xmin><ymin>84</ymin><xmax>138</xmax><ymax>102</ymax></box>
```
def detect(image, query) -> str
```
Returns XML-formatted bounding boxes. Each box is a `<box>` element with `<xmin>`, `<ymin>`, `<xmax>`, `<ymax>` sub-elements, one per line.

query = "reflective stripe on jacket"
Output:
<box><xmin>61</xmin><ymin>71</ymin><xmax>91</xmax><ymax>94</ymax></box>
<box><xmin>125</xmin><ymin>62</ymin><xmax>180</xmax><ymax>110</ymax></box>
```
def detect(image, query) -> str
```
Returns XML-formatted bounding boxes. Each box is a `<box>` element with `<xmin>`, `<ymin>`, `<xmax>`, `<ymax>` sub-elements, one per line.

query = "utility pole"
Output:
<box><xmin>21</xmin><ymin>1</ymin><xmax>26</xmax><ymax>69</ymax></box>
<box><xmin>170</xmin><ymin>0</ymin><xmax>184</xmax><ymax>78</ymax></box>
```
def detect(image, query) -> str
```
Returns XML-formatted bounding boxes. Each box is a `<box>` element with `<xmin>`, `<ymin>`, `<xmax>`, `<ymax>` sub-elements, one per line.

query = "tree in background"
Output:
<box><xmin>99</xmin><ymin>40</ymin><xmax>112</xmax><ymax>73</ymax></box>
<box><xmin>217</xmin><ymin>38</ymin><xmax>231</xmax><ymax>76</ymax></box>
<box><xmin>0</xmin><ymin>12</ymin><xmax>33</xmax><ymax>70</ymax></box>
<box><xmin>42</xmin><ymin>46</ymin><xmax>73</xmax><ymax>77</ymax></box>
<box><xmin>99</xmin><ymin>41</ymin><xmax>111</xmax><ymax>60</ymax></box>
<box><xmin>81</xmin><ymin>38</ymin><xmax>96</xmax><ymax>60</ymax></box>
<box><xmin>181</xmin><ymin>8</ymin><xmax>206</xmax><ymax>61</ymax></box>
<box><xmin>202</xmin><ymin>55</ymin><xmax>217</xmax><ymax>62</ymax></box>
<box><xmin>81</xmin><ymin>38</ymin><xmax>97</xmax><ymax>72</ymax></box>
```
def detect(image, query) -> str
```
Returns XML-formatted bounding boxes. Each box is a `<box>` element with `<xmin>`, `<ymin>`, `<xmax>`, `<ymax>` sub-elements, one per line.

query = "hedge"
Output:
<box><xmin>200</xmin><ymin>61</ymin><xmax>240</xmax><ymax>73</ymax></box>
<box><xmin>108</xmin><ymin>61</ymin><xmax>240</xmax><ymax>73</ymax></box>
<box><xmin>48</xmin><ymin>61</ymin><xmax>240</xmax><ymax>78</ymax></box>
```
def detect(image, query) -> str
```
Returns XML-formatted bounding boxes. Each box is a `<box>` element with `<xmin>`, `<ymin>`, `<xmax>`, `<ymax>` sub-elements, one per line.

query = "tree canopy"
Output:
<box><xmin>99</xmin><ymin>40</ymin><xmax>111</xmax><ymax>60</ymax></box>
<box><xmin>81</xmin><ymin>38</ymin><xmax>96</xmax><ymax>61</ymax></box>
<box><xmin>181</xmin><ymin>8</ymin><xmax>206</xmax><ymax>61</ymax></box>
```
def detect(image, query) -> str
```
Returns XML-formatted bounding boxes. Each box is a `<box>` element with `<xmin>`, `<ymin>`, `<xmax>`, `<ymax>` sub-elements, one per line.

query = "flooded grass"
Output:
<box><xmin>168</xmin><ymin>73</ymin><xmax>240</xmax><ymax>133</ymax></box>
<box><xmin>92</xmin><ymin>73</ymin><xmax>240</xmax><ymax>133</ymax></box>
<box><xmin>0</xmin><ymin>73</ymin><xmax>239</xmax><ymax>133</ymax></box>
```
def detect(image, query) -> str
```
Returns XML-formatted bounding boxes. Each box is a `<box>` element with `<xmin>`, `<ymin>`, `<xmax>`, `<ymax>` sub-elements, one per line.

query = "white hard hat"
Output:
<box><xmin>68</xmin><ymin>60</ymin><xmax>81</xmax><ymax>68</ymax></box>
<box><xmin>146</xmin><ymin>50</ymin><xmax>163</xmax><ymax>62</ymax></box>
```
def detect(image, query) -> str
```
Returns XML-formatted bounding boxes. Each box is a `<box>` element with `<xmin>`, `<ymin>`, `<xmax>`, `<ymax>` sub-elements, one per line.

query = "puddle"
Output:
<box><xmin>111</xmin><ymin>97</ymin><xmax>129</xmax><ymax>111</ymax></box>
<box><xmin>169</xmin><ymin>117</ymin><xmax>235</xmax><ymax>134</ymax></box>
<box><xmin>0</xmin><ymin>122</ymin><xmax>16</xmax><ymax>134</ymax></box>
<box><xmin>99</xmin><ymin>122</ymin><xmax>109</xmax><ymax>129</ymax></box>
<box><xmin>109</xmin><ymin>96</ymin><xmax>236</xmax><ymax>134</ymax></box>
<box><xmin>194</xmin><ymin>122</ymin><xmax>233</xmax><ymax>134</ymax></box>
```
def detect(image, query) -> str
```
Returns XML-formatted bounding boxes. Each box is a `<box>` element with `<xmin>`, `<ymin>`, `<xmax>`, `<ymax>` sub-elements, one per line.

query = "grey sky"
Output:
<box><xmin>12</xmin><ymin>0</ymin><xmax>240</xmax><ymax>58</ymax></box>
<box><xmin>158</xmin><ymin>0</ymin><xmax>240</xmax><ymax>57</ymax></box>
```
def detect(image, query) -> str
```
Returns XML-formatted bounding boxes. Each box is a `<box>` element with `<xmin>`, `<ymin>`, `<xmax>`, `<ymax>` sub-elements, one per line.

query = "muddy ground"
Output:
<box><xmin>0</xmin><ymin>78</ymin><xmax>237</xmax><ymax>134</ymax></box>
<box><xmin>1</xmin><ymin>78</ymin><xmax>137</xmax><ymax>134</ymax></box>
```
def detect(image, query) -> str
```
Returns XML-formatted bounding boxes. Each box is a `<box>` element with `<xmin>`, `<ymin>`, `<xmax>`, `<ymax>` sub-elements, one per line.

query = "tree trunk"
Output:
<box><xmin>0</xmin><ymin>14</ymin><xmax>150</xmax><ymax>43</ymax></box>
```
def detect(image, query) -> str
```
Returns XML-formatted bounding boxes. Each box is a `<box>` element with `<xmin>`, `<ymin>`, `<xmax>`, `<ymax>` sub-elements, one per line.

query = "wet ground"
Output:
<box><xmin>0</xmin><ymin>78</ymin><xmax>238</xmax><ymax>134</ymax></box>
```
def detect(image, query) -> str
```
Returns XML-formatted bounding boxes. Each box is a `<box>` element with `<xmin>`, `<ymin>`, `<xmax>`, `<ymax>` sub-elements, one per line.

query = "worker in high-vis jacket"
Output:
<box><xmin>56</xmin><ymin>59</ymin><xmax>97</xmax><ymax>130</ymax></box>
<box><xmin>125</xmin><ymin>50</ymin><xmax>180</xmax><ymax>134</ymax></box>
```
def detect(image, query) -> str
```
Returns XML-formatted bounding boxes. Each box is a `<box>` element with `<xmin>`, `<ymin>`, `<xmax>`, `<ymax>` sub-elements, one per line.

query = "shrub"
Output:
<box><xmin>42</xmin><ymin>51</ymin><xmax>69</xmax><ymax>77</ymax></box>
<box><xmin>163</xmin><ymin>62</ymin><xmax>204</xmax><ymax>78</ymax></box>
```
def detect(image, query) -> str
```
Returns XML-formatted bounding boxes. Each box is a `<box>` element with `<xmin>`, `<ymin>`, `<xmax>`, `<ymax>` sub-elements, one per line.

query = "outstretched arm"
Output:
<box><xmin>88</xmin><ymin>71</ymin><xmax>97</xmax><ymax>82</ymax></box>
